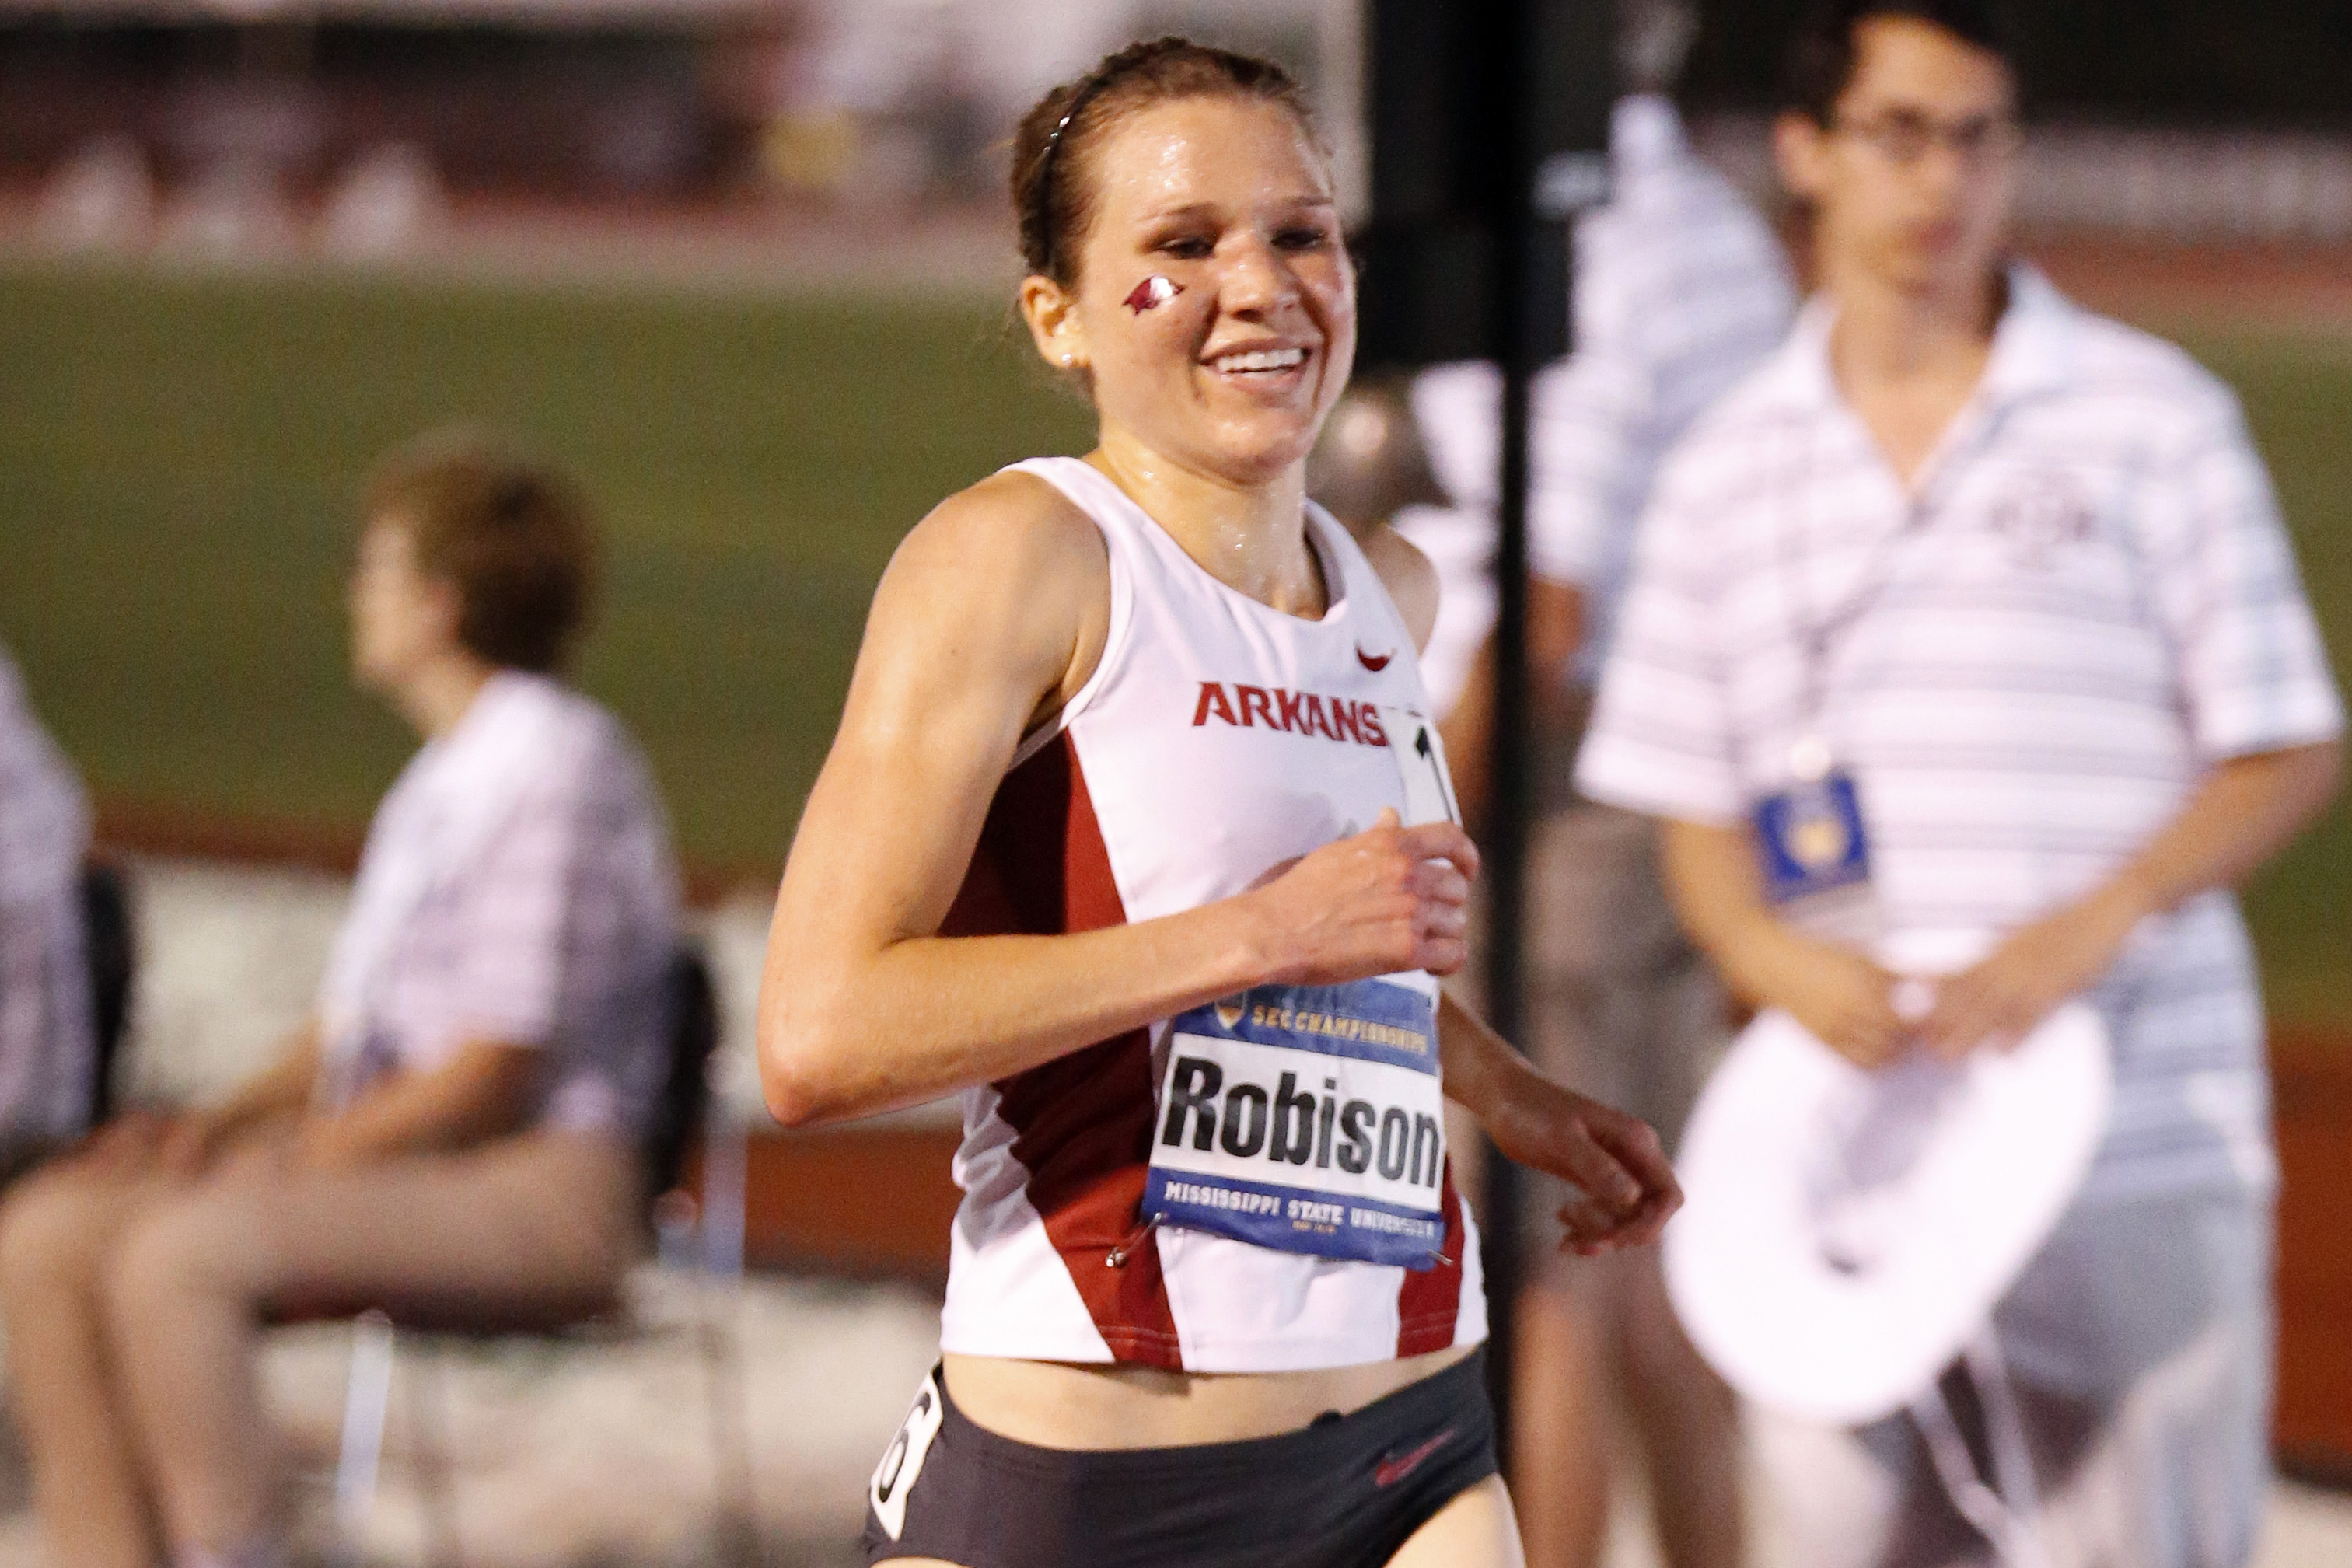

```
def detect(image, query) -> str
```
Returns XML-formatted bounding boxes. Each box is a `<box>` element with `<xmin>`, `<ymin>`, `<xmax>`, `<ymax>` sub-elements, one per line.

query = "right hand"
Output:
<box><xmin>72</xmin><ymin>1109</ymin><xmax>171</xmax><ymax>1174</ymax></box>
<box><xmin>1733</xmin><ymin>921</ymin><xmax>1907</xmax><ymax>1069</ymax></box>
<box><xmin>66</xmin><ymin>1108</ymin><xmax>229</xmax><ymax>1179</ymax></box>
<box><xmin>1253</xmin><ymin>810</ymin><xmax>1480</xmax><ymax>984</ymax></box>
<box><xmin>156</xmin><ymin>1111</ymin><xmax>233</xmax><ymax>1178</ymax></box>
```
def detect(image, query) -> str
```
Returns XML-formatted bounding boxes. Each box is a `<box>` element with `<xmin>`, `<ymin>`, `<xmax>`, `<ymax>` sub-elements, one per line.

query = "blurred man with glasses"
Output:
<box><xmin>1579</xmin><ymin>2</ymin><xmax>2343</xmax><ymax>1563</ymax></box>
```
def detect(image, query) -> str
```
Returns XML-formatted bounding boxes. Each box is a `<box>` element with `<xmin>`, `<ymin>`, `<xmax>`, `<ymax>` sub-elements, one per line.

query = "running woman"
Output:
<box><xmin>757</xmin><ymin>38</ymin><xmax>1680</xmax><ymax>1568</ymax></box>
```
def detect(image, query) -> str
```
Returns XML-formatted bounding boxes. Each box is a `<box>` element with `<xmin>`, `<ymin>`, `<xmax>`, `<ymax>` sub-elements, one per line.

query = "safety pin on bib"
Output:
<box><xmin>1106</xmin><ymin>1213</ymin><xmax>1162</xmax><ymax>1269</ymax></box>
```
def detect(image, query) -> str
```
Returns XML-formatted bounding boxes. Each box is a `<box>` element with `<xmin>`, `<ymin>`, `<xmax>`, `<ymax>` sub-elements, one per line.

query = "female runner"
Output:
<box><xmin>759</xmin><ymin>39</ymin><xmax>1680</xmax><ymax>1568</ymax></box>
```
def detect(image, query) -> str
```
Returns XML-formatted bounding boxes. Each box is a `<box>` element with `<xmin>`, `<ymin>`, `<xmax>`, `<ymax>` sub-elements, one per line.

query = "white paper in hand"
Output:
<box><xmin>1665</xmin><ymin>992</ymin><xmax>2113</xmax><ymax>1425</ymax></box>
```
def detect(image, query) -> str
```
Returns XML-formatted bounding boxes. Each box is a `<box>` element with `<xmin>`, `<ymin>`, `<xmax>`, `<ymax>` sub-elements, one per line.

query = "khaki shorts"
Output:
<box><xmin>1493</xmin><ymin>802</ymin><xmax>1727</xmax><ymax>1272</ymax></box>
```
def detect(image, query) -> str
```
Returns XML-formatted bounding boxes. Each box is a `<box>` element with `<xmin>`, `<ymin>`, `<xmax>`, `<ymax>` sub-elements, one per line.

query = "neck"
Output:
<box><xmin>1087</xmin><ymin>427</ymin><xmax>1324</xmax><ymax>617</ymax></box>
<box><xmin>1823</xmin><ymin>257</ymin><xmax>2003</xmax><ymax>387</ymax></box>
<box><xmin>393</xmin><ymin>651</ymin><xmax>498</xmax><ymax>742</ymax></box>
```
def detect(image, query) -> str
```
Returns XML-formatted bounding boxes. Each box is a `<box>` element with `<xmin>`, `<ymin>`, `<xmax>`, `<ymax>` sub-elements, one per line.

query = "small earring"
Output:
<box><xmin>1061</xmin><ymin>354</ymin><xmax>1075</xmax><ymax>367</ymax></box>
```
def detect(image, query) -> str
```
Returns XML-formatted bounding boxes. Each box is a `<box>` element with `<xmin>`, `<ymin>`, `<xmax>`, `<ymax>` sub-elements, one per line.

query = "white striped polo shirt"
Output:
<box><xmin>1579</xmin><ymin>268</ymin><xmax>2343</xmax><ymax>1203</ymax></box>
<box><xmin>1403</xmin><ymin>94</ymin><xmax>1798</xmax><ymax>711</ymax></box>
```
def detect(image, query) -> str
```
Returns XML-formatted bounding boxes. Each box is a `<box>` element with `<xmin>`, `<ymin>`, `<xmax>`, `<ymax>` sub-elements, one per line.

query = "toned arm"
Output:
<box><xmin>758</xmin><ymin>477</ymin><xmax>1480</xmax><ymax>1129</ymax></box>
<box><xmin>1919</xmin><ymin>739</ymin><xmax>2343</xmax><ymax>1055</ymax></box>
<box><xmin>1355</xmin><ymin>522</ymin><xmax>1442</xmax><ymax>654</ymax></box>
<box><xmin>1661</xmin><ymin>739</ymin><xmax>2346</xmax><ymax>1065</ymax></box>
<box><xmin>1438</xmin><ymin>990</ymin><xmax>1679</xmax><ymax>1253</ymax></box>
<box><xmin>1365</xmin><ymin>526</ymin><xmax>1680</xmax><ymax>1248</ymax></box>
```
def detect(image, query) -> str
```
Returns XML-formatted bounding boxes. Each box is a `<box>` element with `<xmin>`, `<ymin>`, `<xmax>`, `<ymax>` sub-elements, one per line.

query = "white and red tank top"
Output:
<box><xmin>935</xmin><ymin>457</ymin><xmax>1487</xmax><ymax>1374</ymax></box>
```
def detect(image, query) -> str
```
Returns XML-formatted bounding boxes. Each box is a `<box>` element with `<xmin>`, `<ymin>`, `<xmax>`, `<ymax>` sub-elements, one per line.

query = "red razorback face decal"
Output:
<box><xmin>1125</xmin><ymin>275</ymin><xmax>1181</xmax><ymax>313</ymax></box>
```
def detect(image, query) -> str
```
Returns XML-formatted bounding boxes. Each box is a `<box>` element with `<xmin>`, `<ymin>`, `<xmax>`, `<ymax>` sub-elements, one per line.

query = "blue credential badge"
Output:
<box><xmin>1753</xmin><ymin>771</ymin><xmax>1872</xmax><ymax>905</ymax></box>
<box><xmin>1144</xmin><ymin>979</ymin><xmax>1451</xmax><ymax>1270</ymax></box>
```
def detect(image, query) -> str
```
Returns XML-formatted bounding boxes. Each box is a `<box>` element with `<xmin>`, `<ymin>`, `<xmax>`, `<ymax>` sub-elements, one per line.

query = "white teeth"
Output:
<box><xmin>1214</xmin><ymin>347</ymin><xmax>1307</xmax><ymax>373</ymax></box>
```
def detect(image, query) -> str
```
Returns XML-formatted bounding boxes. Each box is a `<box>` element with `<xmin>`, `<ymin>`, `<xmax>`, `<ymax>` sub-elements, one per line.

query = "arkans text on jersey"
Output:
<box><xmin>1190</xmin><ymin>682</ymin><xmax>1392</xmax><ymax>749</ymax></box>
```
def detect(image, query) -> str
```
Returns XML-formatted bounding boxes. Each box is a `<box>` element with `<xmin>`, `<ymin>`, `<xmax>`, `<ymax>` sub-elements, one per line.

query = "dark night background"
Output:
<box><xmin>1686</xmin><ymin>1</ymin><xmax>2352</xmax><ymax>124</ymax></box>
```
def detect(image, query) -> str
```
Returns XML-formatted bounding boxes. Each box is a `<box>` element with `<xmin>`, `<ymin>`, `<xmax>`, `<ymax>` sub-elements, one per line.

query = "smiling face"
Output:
<box><xmin>1020</xmin><ymin>95</ymin><xmax>1355</xmax><ymax>486</ymax></box>
<box><xmin>1777</xmin><ymin>16</ymin><xmax>2019</xmax><ymax>302</ymax></box>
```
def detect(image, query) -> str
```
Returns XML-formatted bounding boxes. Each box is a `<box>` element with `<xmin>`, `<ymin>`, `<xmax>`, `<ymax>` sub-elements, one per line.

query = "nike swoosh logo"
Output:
<box><xmin>1373</xmin><ymin>1426</ymin><xmax>1458</xmax><ymax>1488</ymax></box>
<box><xmin>1357</xmin><ymin>647</ymin><xmax>1394</xmax><ymax>672</ymax></box>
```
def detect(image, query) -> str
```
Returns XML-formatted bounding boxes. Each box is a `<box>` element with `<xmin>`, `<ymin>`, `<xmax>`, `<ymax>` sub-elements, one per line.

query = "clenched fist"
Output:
<box><xmin>1251</xmin><ymin>810</ymin><xmax>1480</xmax><ymax>985</ymax></box>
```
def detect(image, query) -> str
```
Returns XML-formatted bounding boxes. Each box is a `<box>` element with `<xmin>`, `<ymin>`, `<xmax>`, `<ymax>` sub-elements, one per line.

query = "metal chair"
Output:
<box><xmin>79</xmin><ymin>857</ymin><xmax>135</xmax><ymax>1127</ymax></box>
<box><xmin>326</xmin><ymin>942</ymin><xmax>753</xmax><ymax>1568</ymax></box>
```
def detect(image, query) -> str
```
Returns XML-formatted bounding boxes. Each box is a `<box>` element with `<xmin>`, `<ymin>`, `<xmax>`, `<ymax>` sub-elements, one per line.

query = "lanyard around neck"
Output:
<box><xmin>1777</xmin><ymin>414</ymin><xmax>1980</xmax><ymax>765</ymax></box>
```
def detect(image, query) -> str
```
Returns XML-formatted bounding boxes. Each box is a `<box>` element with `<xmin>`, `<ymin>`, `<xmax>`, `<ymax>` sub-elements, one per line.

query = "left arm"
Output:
<box><xmin>1439</xmin><ymin>990</ymin><xmax>1680</xmax><ymax>1255</ymax></box>
<box><xmin>1363</xmin><ymin>536</ymin><xmax>1683</xmax><ymax>1254</ymax></box>
<box><xmin>1355</xmin><ymin>521</ymin><xmax>1441</xmax><ymax>652</ymax></box>
<box><xmin>293</xmin><ymin>1042</ymin><xmax>543</xmax><ymax>1168</ymax></box>
<box><xmin>1922</xmin><ymin>741</ymin><xmax>2342</xmax><ymax>1056</ymax></box>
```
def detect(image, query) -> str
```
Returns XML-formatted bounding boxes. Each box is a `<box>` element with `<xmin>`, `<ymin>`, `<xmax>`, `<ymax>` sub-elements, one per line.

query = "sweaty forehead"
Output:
<box><xmin>1841</xmin><ymin>16</ymin><xmax>2016</xmax><ymax>116</ymax></box>
<box><xmin>1086</xmin><ymin>97</ymin><xmax>1333</xmax><ymax>223</ymax></box>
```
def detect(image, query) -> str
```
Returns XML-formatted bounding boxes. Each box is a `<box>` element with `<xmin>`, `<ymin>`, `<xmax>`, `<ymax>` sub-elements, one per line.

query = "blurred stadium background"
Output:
<box><xmin>2</xmin><ymin>0</ymin><xmax>2350</xmax><ymax>1563</ymax></box>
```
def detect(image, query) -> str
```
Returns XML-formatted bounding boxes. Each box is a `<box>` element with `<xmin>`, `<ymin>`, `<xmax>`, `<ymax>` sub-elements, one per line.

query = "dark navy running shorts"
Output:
<box><xmin>863</xmin><ymin>1349</ymin><xmax>1498</xmax><ymax>1568</ymax></box>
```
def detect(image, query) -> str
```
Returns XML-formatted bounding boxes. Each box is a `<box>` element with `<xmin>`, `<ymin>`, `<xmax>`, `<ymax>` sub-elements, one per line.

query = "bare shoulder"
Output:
<box><xmin>889</xmin><ymin>468</ymin><xmax>1107</xmax><ymax>599</ymax></box>
<box><xmin>1355</xmin><ymin>523</ymin><xmax>1441</xmax><ymax>653</ymax></box>
<box><xmin>871</xmin><ymin>470</ymin><xmax>1109</xmax><ymax>661</ymax></box>
<box><xmin>852</xmin><ymin>466</ymin><xmax>1113</xmax><ymax>721</ymax></box>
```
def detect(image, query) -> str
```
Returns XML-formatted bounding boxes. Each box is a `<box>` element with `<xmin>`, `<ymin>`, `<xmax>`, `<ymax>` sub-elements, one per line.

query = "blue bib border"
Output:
<box><xmin>1142</xmin><ymin>1169</ymin><xmax>1446</xmax><ymax>1272</ymax></box>
<box><xmin>1167</xmin><ymin>979</ymin><xmax>1438</xmax><ymax>1077</ymax></box>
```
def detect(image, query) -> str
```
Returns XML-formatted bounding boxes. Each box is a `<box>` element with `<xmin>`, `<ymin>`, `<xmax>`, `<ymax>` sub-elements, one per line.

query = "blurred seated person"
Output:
<box><xmin>0</xmin><ymin>644</ymin><xmax>99</xmax><ymax>1177</ymax></box>
<box><xmin>0</xmin><ymin>434</ymin><xmax>682</xmax><ymax>1568</ymax></box>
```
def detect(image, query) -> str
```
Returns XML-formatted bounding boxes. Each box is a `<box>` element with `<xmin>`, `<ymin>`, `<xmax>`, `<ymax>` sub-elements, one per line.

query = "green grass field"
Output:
<box><xmin>2</xmin><ymin>266</ymin><xmax>2345</xmax><ymax>1021</ymax></box>
<box><xmin>0</xmin><ymin>264</ymin><xmax>1092</xmax><ymax>877</ymax></box>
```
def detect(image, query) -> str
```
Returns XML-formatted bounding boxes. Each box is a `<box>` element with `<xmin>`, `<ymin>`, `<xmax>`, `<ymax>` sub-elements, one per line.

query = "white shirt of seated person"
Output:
<box><xmin>317</xmin><ymin>670</ymin><xmax>680</xmax><ymax>1136</ymax></box>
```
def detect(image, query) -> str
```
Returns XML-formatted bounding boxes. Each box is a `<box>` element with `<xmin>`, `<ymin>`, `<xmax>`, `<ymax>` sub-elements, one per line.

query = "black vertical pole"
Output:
<box><xmin>1478</xmin><ymin>0</ymin><xmax>1539</xmax><ymax>1469</ymax></box>
<box><xmin>1353</xmin><ymin>0</ymin><xmax>1610</xmax><ymax>1477</ymax></box>
<box><xmin>1479</xmin><ymin>0</ymin><xmax>1612</xmax><ymax>1478</ymax></box>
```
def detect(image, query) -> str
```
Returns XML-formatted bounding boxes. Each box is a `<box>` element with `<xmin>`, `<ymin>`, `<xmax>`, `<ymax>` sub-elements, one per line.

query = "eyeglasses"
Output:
<box><xmin>1831</xmin><ymin>110</ymin><xmax>2022</xmax><ymax>169</ymax></box>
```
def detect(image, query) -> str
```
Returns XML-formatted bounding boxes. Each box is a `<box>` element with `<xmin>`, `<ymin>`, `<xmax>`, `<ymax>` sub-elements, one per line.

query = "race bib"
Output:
<box><xmin>1145</xmin><ymin>978</ymin><xmax>1450</xmax><ymax>1270</ymax></box>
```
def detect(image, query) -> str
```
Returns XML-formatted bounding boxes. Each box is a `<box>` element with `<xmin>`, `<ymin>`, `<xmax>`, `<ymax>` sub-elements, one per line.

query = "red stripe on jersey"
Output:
<box><xmin>942</xmin><ymin>735</ymin><xmax>1183</xmax><ymax>1368</ymax></box>
<box><xmin>1394</xmin><ymin>1161</ymin><xmax>1466</xmax><ymax>1357</ymax></box>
